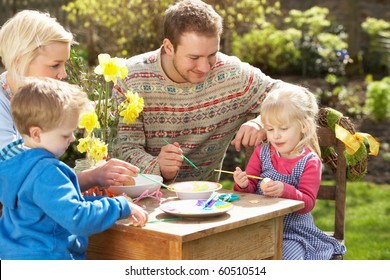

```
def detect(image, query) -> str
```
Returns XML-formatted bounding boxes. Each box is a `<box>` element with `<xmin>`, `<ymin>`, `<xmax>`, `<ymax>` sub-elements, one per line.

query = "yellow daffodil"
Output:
<box><xmin>88</xmin><ymin>138</ymin><xmax>108</xmax><ymax>162</ymax></box>
<box><xmin>94</xmin><ymin>53</ymin><xmax>128</xmax><ymax>83</ymax></box>
<box><xmin>77</xmin><ymin>136</ymin><xmax>91</xmax><ymax>154</ymax></box>
<box><xmin>75</xmin><ymin>53</ymin><xmax>143</xmax><ymax>165</ymax></box>
<box><xmin>119</xmin><ymin>90</ymin><xmax>144</xmax><ymax>124</ymax></box>
<box><xmin>79</xmin><ymin>111</ymin><xmax>100</xmax><ymax>133</ymax></box>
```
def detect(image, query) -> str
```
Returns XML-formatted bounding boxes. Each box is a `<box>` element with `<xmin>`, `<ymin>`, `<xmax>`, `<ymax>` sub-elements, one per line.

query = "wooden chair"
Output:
<box><xmin>244</xmin><ymin>114</ymin><xmax>347</xmax><ymax>259</ymax></box>
<box><xmin>316</xmin><ymin>125</ymin><xmax>346</xmax><ymax>259</ymax></box>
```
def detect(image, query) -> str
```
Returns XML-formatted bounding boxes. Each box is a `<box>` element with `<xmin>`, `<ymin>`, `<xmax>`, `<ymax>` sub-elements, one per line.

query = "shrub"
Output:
<box><xmin>284</xmin><ymin>6</ymin><xmax>350</xmax><ymax>77</ymax></box>
<box><xmin>231</xmin><ymin>26</ymin><xmax>301</xmax><ymax>74</ymax></box>
<box><xmin>364</xmin><ymin>76</ymin><xmax>390</xmax><ymax>121</ymax></box>
<box><xmin>361</xmin><ymin>17</ymin><xmax>390</xmax><ymax>75</ymax></box>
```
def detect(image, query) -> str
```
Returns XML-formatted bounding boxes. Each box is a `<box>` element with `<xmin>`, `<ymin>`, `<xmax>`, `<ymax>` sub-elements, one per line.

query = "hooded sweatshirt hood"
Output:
<box><xmin>0</xmin><ymin>148</ymin><xmax>57</xmax><ymax>209</ymax></box>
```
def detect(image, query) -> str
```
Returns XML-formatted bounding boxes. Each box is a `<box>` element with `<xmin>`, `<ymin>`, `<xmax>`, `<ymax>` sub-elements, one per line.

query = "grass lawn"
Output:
<box><xmin>220</xmin><ymin>179</ymin><xmax>390</xmax><ymax>260</ymax></box>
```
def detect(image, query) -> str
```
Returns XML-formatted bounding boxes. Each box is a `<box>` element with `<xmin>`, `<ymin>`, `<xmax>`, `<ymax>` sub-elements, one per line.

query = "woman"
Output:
<box><xmin>0</xmin><ymin>10</ymin><xmax>138</xmax><ymax>191</ymax></box>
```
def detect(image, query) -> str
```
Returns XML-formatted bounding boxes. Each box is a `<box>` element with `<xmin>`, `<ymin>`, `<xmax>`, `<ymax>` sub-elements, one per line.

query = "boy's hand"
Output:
<box><xmin>128</xmin><ymin>203</ymin><xmax>149</xmax><ymax>227</ymax></box>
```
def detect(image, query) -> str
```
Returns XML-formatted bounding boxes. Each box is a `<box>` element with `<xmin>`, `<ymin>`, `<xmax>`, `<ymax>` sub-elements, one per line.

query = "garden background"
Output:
<box><xmin>1</xmin><ymin>0</ymin><xmax>389</xmax><ymax>260</ymax></box>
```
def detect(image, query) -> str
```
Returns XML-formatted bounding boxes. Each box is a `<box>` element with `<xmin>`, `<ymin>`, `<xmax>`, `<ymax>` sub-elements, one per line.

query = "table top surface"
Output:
<box><xmin>112</xmin><ymin>187</ymin><xmax>304</xmax><ymax>242</ymax></box>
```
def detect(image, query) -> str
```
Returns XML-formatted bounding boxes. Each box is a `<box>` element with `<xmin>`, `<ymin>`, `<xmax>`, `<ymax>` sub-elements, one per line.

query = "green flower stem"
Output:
<box><xmin>103</xmin><ymin>81</ymin><xmax>109</xmax><ymax>142</ymax></box>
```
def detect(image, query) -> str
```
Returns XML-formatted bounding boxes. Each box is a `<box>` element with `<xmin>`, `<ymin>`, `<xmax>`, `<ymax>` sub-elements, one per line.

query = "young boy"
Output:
<box><xmin>0</xmin><ymin>77</ymin><xmax>148</xmax><ymax>260</ymax></box>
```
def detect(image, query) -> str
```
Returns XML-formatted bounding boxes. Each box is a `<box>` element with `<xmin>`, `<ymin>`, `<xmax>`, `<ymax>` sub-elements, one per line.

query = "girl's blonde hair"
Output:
<box><xmin>261</xmin><ymin>84</ymin><xmax>321</xmax><ymax>156</ymax></box>
<box><xmin>0</xmin><ymin>10</ymin><xmax>74</xmax><ymax>84</ymax></box>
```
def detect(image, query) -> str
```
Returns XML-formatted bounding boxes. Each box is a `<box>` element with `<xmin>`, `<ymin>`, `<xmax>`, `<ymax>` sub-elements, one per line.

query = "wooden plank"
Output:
<box><xmin>87</xmin><ymin>216</ymin><xmax>282</xmax><ymax>260</ymax></box>
<box><xmin>318</xmin><ymin>127</ymin><xmax>337</xmax><ymax>146</ymax></box>
<box><xmin>182</xmin><ymin>219</ymin><xmax>278</xmax><ymax>260</ymax></box>
<box><xmin>87</xmin><ymin>228</ymin><xmax>182</xmax><ymax>260</ymax></box>
<box><xmin>317</xmin><ymin>185</ymin><xmax>336</xmax><ymax>200</ymax></box>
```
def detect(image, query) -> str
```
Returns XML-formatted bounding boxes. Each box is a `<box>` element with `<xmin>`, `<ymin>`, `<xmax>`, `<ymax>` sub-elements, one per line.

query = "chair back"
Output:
<box><xmin>317</xmin><ymin>126</ymin><xmax>347</xmax><ymax>241</ymax></box>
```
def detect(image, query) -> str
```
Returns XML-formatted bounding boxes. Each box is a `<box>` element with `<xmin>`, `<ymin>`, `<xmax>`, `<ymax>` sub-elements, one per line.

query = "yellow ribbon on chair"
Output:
<box><xmin>335</xmin><ymin>124</ymin><xmax>380</xmax><ymax>156</ymax></box>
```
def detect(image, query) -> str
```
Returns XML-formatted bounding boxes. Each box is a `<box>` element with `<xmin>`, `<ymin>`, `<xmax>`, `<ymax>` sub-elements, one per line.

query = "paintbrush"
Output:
<box><xmin>214</xmin><ymin>169</ymin><xmax>263</xmax><ymax>180</ymax></box>
<box><xmin>137</xmin><ymin>172</ymin><xmax>170</xmax><ymax>188</ymax></box>
<box><xmin>202</xmin><ymin>191</ymin><xmax>219</xmax><ymax>209</ymax></box>
<box><xmin>162</xmin><ymin>138</ymin><xmax>199</xmax><ymax>169</ymax></box>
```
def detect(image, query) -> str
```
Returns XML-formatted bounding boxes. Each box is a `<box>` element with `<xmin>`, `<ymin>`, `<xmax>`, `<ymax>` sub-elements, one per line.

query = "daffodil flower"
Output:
<box><xmin>79</xmin><ymin>111</ymin><xmax>100</xmax><ymax>133</ymax></box>
<box><xmin>119</xmin><ymin>90</ymin><xmax>144</xmax><ymax>124</ymax></box>
<box><xmin>94</xmin><ymin>53</ymin><xmax>128</xmax><ymax>83</ymax></box>
<box><xmin>75</xmin><ymin>53</ymin><xmax>143</xmax><ymax>164</ymax></box>
<box><xmin>77</xmin><ymin>136</ymin><xmax>91</xmax><ymax>153</ymax></box>
<box><xmin>88</xmin><ymin>138</ymin><xmax>108</xmax><ymax>162</ymax></box>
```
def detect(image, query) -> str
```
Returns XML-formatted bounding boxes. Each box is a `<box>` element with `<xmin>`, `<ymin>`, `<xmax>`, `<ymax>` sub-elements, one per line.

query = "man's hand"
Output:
<box><xmin>231</xmin><ymin>120</ymin><xmax>266</xmax><ymax>152</ymax></box>
<box><xmin>157</xmin><ymin>142</ymin><xmax>184</xmax><ymax>181</ymax></box>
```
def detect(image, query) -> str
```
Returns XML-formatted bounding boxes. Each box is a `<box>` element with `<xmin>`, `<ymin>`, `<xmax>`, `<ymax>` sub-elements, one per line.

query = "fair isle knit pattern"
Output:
<box><xmin>114</xmin><ymin>48</ymin><xmax>285</xmax><ymax>182</ymax></box>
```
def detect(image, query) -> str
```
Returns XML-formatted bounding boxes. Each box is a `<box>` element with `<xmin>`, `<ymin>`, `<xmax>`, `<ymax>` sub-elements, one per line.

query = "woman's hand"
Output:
<box><xmin>77</xmin><ymin>158</ymin><xmax>140</xmax><ymax>191</ymax></box>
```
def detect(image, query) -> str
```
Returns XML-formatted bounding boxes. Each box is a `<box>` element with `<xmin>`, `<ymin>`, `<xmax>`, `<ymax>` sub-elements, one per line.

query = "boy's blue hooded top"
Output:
<box><xmin>0</xmin><ymin>148</ymin><xmax>131</xmax><ymax>260</ymax></box>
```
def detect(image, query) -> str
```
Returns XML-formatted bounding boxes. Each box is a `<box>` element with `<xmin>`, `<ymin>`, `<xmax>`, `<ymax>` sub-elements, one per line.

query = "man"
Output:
<box><xmin>114</xmin><ymin>0</ymin><xmax>286</xmax><ymax>183</ymax></box>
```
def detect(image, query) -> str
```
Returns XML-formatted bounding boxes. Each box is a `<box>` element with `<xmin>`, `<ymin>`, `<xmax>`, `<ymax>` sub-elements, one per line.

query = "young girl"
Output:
<box><xmin>0</xmin><ymin>77</ymin><xmax>148</xmax><ymax>260</ymax></box>
<box><xmin>0</xmin><ymin>10</ymin><xmax>138</xmax><ymax>191</ymax></box>
<box><xmin>233</xmin><ymin>84</ymin><xmax>346</xmax><ymax>260</ymax></box>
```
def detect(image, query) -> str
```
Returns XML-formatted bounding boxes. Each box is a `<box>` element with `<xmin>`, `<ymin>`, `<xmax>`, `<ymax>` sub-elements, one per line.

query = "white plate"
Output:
<box><xmin>108</xmin><ymin>174</ymin><xmax>163</xmax><ymax>198</ymax></box>
<box><xmin>159</xmin><ymin>199</ymin><xmax>233</xmax><ymax>218</ymax></box>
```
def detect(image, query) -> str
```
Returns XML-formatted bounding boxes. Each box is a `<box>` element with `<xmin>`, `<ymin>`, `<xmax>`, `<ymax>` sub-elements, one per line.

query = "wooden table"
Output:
<box><xmin>86</xmin><ymin>188</ymin><xmax>303</xmax><ymax>260</ymax></box>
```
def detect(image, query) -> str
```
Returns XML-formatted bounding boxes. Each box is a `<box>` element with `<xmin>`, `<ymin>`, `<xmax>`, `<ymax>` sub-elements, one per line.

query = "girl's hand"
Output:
<box><xmin>233</xmin><ymin>167</ymin><xmax>249</xmax><ymax>188</ymax></box>
<box><xmin>128</xmin><ymin>202</ymin><xmax>149</xmax><ymax>227</ymax></box>
<box><xmin>260</xmin><ymin>178</ymin><xmax>284</xmax><ymax>197</ymax></box>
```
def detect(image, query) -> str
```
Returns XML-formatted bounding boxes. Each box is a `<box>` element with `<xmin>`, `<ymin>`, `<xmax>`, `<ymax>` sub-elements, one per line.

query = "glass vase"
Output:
<box><xmin>94</xmin><ymin>127</ymin><xmax>123</xmax><ymax>159</ymax></box>
<box><xmin>73</xmin><ymin>158</ymin><xmax>95</xmax><ymax>173</ymax></box>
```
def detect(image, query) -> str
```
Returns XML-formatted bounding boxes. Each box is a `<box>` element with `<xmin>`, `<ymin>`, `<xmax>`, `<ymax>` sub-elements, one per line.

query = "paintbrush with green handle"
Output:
<box><xmin>162</xmin><ymin>138</ymin><xmax>199</xmax><ymax>169</ymax></box>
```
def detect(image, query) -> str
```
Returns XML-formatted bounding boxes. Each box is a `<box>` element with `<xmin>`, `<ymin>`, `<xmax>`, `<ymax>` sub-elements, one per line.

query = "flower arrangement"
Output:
<box><xmin>70</xmin><ymin>52</ymin><xmax>144</xmax><ymax>164</ymax></box>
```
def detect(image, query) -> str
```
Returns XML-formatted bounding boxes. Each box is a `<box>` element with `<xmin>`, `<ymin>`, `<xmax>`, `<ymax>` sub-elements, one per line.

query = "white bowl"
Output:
<box><xmin>108</xmin><ymin>174</ymin><xmax>163</xmax><ymax>198</ymax></box>
<box><xmin>168</xmin><ymin>181</ymin><xmax>222</xmax><ymax>200</ymax></box>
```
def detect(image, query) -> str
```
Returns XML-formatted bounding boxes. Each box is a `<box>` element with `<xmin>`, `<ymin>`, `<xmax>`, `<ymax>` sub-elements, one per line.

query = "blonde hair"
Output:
<box><xmin>261</xmin><ymin>84</ymin><xmax>321</xmax><ymax>156</ymax></box>
<box><xmin>0</xmin><ymin>10</ymin><xmax>74</xmax><ymax>84</ymax></box>
<box><xmin>11</xmin><ymin>77</ymin><xmax>92</xmax><ymax>135</ymax></box>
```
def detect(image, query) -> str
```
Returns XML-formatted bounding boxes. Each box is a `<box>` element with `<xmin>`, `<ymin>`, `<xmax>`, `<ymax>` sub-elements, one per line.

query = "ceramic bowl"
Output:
<box><xmin>108</xmin><ymin>174</ymin><xmax>163</xmax><ymax>198</ymax></box>
<box><xmin>167</xmin><ymin>181</ymin><xmax>222</xmax><ymax>200</ymax></box>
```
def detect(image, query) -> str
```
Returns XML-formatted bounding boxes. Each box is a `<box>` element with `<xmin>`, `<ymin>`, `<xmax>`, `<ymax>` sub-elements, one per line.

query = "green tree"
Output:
<box><xmin>210</xmin><ymin>0</ymin><xmax>281</xmax><ymax>53</ymax></box>
<box><xmin>63</xmin><ymin>0</ymin><xmax>171</xmax><ymax>63</ymax></box>
<box><xmin>232</xmin><ymin>6</ymin><xmax>349</xmax><ymax>76</ymax></box>
<box><xmin>63</xmin><ymin>0</ymin><xmax>281</xmax><ymax>63</ymax></box>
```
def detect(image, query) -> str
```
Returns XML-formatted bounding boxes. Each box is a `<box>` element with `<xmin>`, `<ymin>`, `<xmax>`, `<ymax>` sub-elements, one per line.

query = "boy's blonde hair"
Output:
<box><xmin>0</xmin><ymin>10</ymin><xmax>74</xmax><ymax>83</ymax></box>
<box><xmin>261</xmin><ymin>84</ymin><xmax>321</xmax><ymax>156</ymax></box>
<box><xmin>11</xmin><ymin>77</ymin><xmax>91</xmax><ymax>135</ymax></box>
